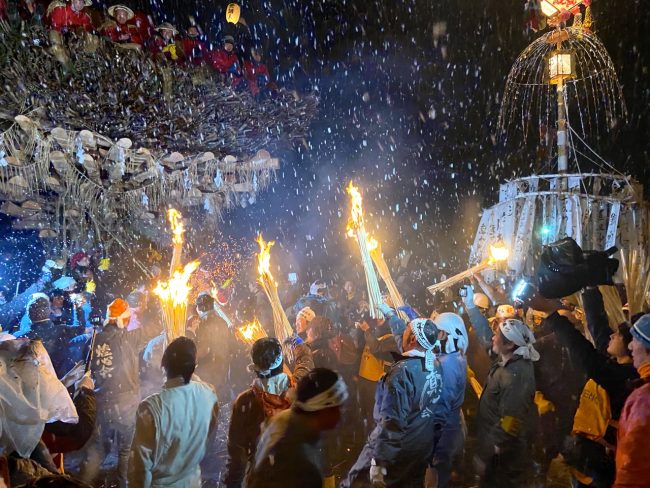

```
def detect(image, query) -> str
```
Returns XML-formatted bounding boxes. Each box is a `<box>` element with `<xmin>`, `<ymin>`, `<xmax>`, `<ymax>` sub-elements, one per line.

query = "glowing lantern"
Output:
<box><xmin>540</xmin><ymin>0</ymin><xmax>584</xmax><ymax>18</ymax></box>
<box><xmin>548</xmin><ymin>50</ymin><xmax>575</xmax><ymax>85</ymax></box>
<box><xmin>226</xmin><ymin>3</ymin><xmax>240</xmax><ymax>24</ymax></box>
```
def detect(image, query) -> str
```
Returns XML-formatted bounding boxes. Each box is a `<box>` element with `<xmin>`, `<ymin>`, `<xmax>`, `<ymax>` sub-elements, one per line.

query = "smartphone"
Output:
<box><xmin>458</xmin><ymin>286</ymin><xmax>468</xmax><ymax>298</ymax></box>
<box><xmin>288</xmin><ymin>272</ymin><xmax>298</xmax><ymax>284</ymax></box>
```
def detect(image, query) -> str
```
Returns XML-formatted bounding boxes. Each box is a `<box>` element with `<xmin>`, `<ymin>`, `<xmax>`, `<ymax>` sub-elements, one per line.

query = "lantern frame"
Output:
<box><xmin>540</xmin><ymin>0</ymin><xmax>585</xmax><ymax>18</ymax></box>
<box><xmin>547</xmin><ymin>50</ymin><xmax>575</xmax><ymax>85</ymax></box>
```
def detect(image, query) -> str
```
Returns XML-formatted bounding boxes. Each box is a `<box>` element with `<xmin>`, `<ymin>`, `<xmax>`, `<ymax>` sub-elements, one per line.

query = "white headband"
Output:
<box><xmin>500</xmin><ymin>319</ymin><xmax>540</xmax><ymax>362</ymax></box>
<box><xmin>293</xmin><ymin>376</ymin><xmax>349</xmax><ymax>412</ymax></box>
<box><xmin>411</xmin><ymin>318</ymin><xmax>436</xmax><ymax>372</ymax></box>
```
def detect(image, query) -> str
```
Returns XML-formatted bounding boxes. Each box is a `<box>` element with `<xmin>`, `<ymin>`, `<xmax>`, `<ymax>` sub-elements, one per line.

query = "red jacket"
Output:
<box><xmin>209</xmin><ymin>49</ymin><xmax>240</xmax><ymax>74</ymax></box>
<box><xmin>101</xmin><ymin>20</ymin><xmax>142</xmax><ymax>45</ymax></box>
<box><xmin>614</xmin><ymin>366</ymin><xmax>650</xmax><ymax>488</ymax></box>
<box><xmin>181</xmin><ymin>37</ymin><xmax>207</xmax><ymax>66</ymax></box>
<box><xmin>47</xmin><ymin>3</ymin><xmax>93</xmax><ymax>33</ymax></box>
<box><xmin>131</xmin><ymin>11</ymin><xmax>153</xmax><ymax>44</ymax></box>
<box><xmin>244</xmin><ymin>59</ymin><xmax>271</xmax><ymax>96</ymax></box>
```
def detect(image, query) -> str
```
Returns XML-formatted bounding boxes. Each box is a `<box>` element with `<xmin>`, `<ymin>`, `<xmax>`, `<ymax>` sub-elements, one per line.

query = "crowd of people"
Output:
<box><xmin>1</xmin><ymin>237</ymin><xmax>650</xmax><ymax>488</ymax></box>
<box><xmin>0</xmin><ymin>0</ymin><xmax>277</xmax><ymax>99</ymax></box>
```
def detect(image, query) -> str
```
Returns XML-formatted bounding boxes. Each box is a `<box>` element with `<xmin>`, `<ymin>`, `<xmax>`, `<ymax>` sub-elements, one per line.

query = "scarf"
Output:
<box><xmin>500</xmin><ymin>319</ymin><xmax>540</xmax><ymax>361</ymax></box>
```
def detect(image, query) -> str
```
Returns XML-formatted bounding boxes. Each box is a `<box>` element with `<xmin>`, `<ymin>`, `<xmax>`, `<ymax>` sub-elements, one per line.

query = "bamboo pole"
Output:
<box><xmin>370</xmin><ymin>244</ymin><xmax>407</xmax><ymax>321</ymax></box>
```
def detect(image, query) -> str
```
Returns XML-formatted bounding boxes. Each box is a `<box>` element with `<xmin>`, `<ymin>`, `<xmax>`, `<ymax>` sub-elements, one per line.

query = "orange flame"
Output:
<box><xmin>153</xmin><ymin>260</ymin><xmax>200</xmax><ymax>306</ymax></box>
<box><xmin>236</xmin><ymin>317</ymin><xmax>267</xmax><ymax>344</ymax></box>
<box><xmin>488</xmin><ymin>242</ymin><xmax>510</xmax><ymax>264</ymax></box>
<box><xmin>168</xmin><ymin>208</ymin><xmax>184</xmax><ymax>245</ymax></box>
<box><xmin>346</xmin><ymin>181</ymin><xmax>364</xmax><ymax>235</ymax></box>
<box><xmin>256</xmin><ymin>234</ymin><xmax>275</xmax><ymax>280</ymax></box>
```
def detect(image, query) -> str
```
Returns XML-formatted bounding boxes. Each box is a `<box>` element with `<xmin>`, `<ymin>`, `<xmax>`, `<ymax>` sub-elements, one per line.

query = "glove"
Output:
<box><xmin>378</xmin><ymin>303</ymin><xmax>395</xmax><ymax>317</ymax></box>
<box><xmin>285</xmin><ymin>334</ymin><xmax>304</xmax><ymax>347</ymax></box>
<box><xmin>369</xmin><ymin>460</ymin><xmax>387</xmax><ymax>488</ymax></box>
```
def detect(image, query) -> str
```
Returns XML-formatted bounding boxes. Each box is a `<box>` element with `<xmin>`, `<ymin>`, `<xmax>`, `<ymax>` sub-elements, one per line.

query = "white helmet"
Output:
<box><xmin>473</xmin><ymin>292</ymin><xmax>490</xmax><ymax>310</ymax></box>
<box><xmin>432</xmin><ymin>312</ymin><xmax>468</xmax><ymax>354</ymax></box>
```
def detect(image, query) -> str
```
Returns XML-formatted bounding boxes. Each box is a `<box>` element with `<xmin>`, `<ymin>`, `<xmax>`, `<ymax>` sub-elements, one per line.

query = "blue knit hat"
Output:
<box><xmin>631</xmin><ymin>314</ymin><xmax>650</xmax><ymax>349</ymax></box>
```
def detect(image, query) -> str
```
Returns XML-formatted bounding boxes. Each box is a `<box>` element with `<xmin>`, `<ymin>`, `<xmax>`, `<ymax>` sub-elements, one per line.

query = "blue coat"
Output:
<box><xmin>344</xmin><ymin>354</ymin><xmax>444</xmax><ymax>487</ymax></box>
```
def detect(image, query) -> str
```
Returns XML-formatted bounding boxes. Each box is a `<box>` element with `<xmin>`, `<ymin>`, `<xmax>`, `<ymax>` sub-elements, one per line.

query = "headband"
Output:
<box><xmin>251</xmin><ymin>351</ymin><xmax>283</xmax><ymax>376</ymax></box>
<box><xmin>410</xmin><ymin>318</ymin><xmax>435</xmax><ymax>372</ymax></box>
<box><xmin>500</xmin><ymin>319</ymin><xmax>540</xmax><ymax>361</ymax></box>
<box><xmin>293</xmin><ymin>376</ymin><xmax>349</xmax><ymax>412</ymax></box>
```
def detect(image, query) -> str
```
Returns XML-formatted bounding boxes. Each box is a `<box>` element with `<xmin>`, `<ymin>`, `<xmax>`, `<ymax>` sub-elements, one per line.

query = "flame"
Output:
<box><xmin>236</xmin><ymin>317</ymin><xmax>267</xmax><ymax>344</ymax></box>
<box><xmin>168</xmin><ymin>208</ymin><xmax>184</xmax><ymax>245</ymax></box>
<box><xmin>346</xmin><ymin>181</ymin><xmax>364</xmax><ymax>234</ymax></box>
<box><xmin>256</xmin><ymin>234</ymin><xmax>275</xmax><ymax>280</ymax></box>
<box><xmin>153</xmin><ymin>260</ymin><xmax>200</xmax><ymax>306</ymax></box>
<box><xmin>367</xmin><ymin>236</ymin><xmax>379</xmax><ymax>252</ymax></box>
<box><xmin>488</xmin><ymin>242</ymin><xmax>510</xmax><ymax>264</ymax></box>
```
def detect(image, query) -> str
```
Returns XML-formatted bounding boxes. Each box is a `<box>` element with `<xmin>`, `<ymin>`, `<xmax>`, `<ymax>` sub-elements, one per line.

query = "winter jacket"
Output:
<box><xmin>550</xmin><ymin>312</ymin><xmax>638</xmax><ymax>422</ymax></box>
<box><xmin>180</xmin><ymin>37</ymin><xmax>207</xmax><ymax>65</ymax></box>
<box><xmin>21</xmin><ymin>319</ymin><xmax>86</xmax><ymax>377</ymax></box>
<box><xmin>100</xmin><ymin>20</ymin><xmax>142</xmax><ymax>45</ymax></box>
<box><xmin>128</xmin><ymin>377</ymin><xmax>218</xmax><ymax>488</ymax></box>
<box><xmin>614</xmin><ymin>364</ymin><xmax>650</xmax><ymax>488</ymax></box>
<box><xmin>47</xmin><ymin>4</ymin><xmax>93</xmax><ymax>33</ymax></box>
<box><xmin>344</xmin><ymin>354</ymin><xmax>444</xmax><ymax>487</ymax></box>
<box><xmin>533</xmin><ymin>316</ymin><xmax>586</xmax><ymax>440</ymax></box>
<box><xmin>308</xmin><ymin>337</ymin><xmax>339</xmax><ymax>370</ymax></box>
<box><xmin>243</xmin><ymin>60</ymin><xmax>272</xmax><ymax>96</ymax></box>
<box><xmin>476</xmin><ymin>355</ymin><xmax>537</xmax><ymax>464</ymax></box>
<box><xmin>245</xmin><ymin>409</ymin><xmax>324</xmax><ymax>488</ymax></box>
<box><xmin>195</xmin><ymin>310</ymin><xmax>233</xmax><ymax>395</ymax></box>
<box><xmin>91</xmin><ymin>319</ymin><xmax>159</xmax><ymax>408</ymax></box>
<box><xmin>464</xmin><ymin>306</ymin><xmax>494</xmax><ymax>385</ymax></box>
<box><xmin>0</xmin><ymin>281</ymin><xmax>44</xmax><ymax>330</ymax></box>
<box><xmin>42</xmin><ymin>387</ymin><xmax>96</xmax><ymax>453</ymax></box>
<box><xmin>224</xmin><ymin>343</ymin><xmax>313</xmax><ymax>488</ymax></box>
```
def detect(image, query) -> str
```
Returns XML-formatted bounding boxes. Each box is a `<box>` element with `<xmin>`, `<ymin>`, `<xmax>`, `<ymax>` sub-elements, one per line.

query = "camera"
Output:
<box><xmin>458</xmin><ymin>286</ymin><xmax>468</xmax><ymax>298</ymax></box>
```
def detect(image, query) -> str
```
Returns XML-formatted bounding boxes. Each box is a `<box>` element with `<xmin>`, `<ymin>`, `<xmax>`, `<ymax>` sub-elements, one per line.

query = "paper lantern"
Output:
<box><xmin>540</xmin><ymin>0</ymin><xmax>584</xmax><ymax>18</ymax></box>
<box><xmin>548</xmin><ymin>50</ymin><xmax>575</xmax><ymax>85</ymax></box>
<box><xmin>226</xmin><ymin>3</ymin><xmax>240</xmax><ymax>24</ymax></box>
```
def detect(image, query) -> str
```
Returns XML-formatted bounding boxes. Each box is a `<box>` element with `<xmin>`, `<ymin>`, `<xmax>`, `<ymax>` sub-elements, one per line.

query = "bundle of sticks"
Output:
<box><xmin>347</xmin><ymin>182</ymin><xmax>384</xmax><ymax>319</ymax></box>
<box><xmin>370</xmin><ymin>243</ymin><xmax>407</xmax><ymax>320</ymax></box>
<box><xmin>256</xmin><ymin>235</ymin><xmax>294</xmax><ymax>344</ymax></box>
<box><xmin>620</xmin><ymin>247</ymin><xmax>650</xmax><ymax>317</ymax></box>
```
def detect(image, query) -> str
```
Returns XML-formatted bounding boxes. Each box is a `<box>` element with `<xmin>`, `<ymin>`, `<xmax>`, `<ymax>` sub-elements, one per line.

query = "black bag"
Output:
<box><xmin>537</xmin><ymin>237</ymin><xmax>619</xmax><ymax>298</ymax></box>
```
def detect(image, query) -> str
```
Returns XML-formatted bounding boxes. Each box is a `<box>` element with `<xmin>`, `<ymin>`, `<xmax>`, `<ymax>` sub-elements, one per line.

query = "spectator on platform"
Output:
<box><xmin>209</xmin><ymin>35</ymin><xmax>245</xmax><ymax>89</ymax></box>
<box><xmin>100</xmin><ymin>4</ymin><xmax>142</xmax><ymax>48</ymax></box>
<box><xmin>244</xmin><ymin>47</ymin><xmax>277</xmax><ymax>100</ymax></box>
<box><xmin>149</xmin><ymin>22</ymin><xmax>184</xmax><ymax>62</ymax></box>
<box><xmin>180</xmin><ymin>22</ymin><xmax>207</xmax><ymax>66</ymax></box>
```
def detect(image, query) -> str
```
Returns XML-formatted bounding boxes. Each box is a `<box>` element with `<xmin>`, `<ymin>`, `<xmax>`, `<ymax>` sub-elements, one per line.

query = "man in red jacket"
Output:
<box><xmin>180</xmin><ymin>23</ymin><xmax>207</xmax><ymax>66</ymax></box>
<box><xmin>209</xmin><ymin>35</ymin><xmax>245</xmax><ymax>89</ymax></box>
<box><xmin>615</xmin><ymin>314</ymin><xmax>650</xmax><ymax>488</ymax></box>
<box><xmin>244</xmin><ymin>47</ymin><xmax>277</xmax><ymax>99</ymax></box>
<box><xmin>47</xmin><ymin>0</ymin><xmax>93</xmax><ymax>33</ymax></box>
<box><xmin>46</xmin><ymin>0</ymin><xmax>97</xmax><ymax>65</ymax></box>
<box><xmin>149</xmin><ymin>22</ymin><xmax>184</xmax><ymax>62</ymax></box>
<box><xmin>100</xmin><ymin>4</ymin><xmax>142</xmax><ymax>48</ymax></box>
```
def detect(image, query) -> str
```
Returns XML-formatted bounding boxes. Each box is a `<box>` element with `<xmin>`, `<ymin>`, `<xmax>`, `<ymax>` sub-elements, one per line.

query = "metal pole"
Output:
<box><xmin>557</xmin><ymin>78</ymin><xmax>568</xmax><ymax>174</ymax></box>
